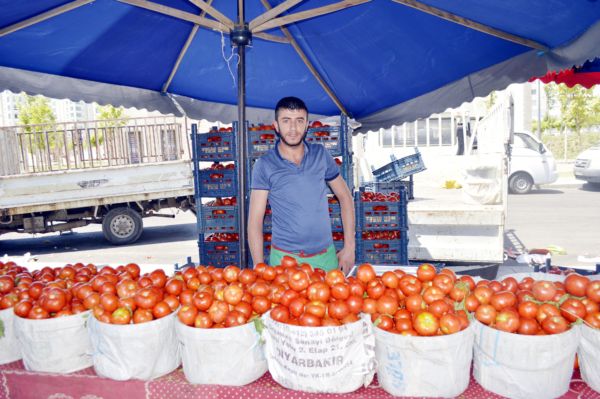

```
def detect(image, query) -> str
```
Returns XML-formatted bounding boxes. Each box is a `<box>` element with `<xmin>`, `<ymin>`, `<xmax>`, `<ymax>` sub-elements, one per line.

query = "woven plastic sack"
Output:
<box><xmin>14</xmin><ymin>311</ymin><xmax>92</xmax><ymax>373</ymax></box>
<box><xmin>88</xmin><ymin>311</ymin><xmax>180</xmax><ymax>380</ymax></box>
<box><xmin>261</xmin><ymin>312</ymin><xmax>376</xmax><ymax>393</ymax></box>
<box><xmin>0</xmin><ymin>308</ymin><xmax>22</xmax><ymax>364</ymax></box>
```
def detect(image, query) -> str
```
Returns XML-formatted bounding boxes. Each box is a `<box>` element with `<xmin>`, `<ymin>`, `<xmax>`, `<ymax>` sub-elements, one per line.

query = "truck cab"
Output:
<box><xmin>508</xmin><ymin>132</ymin><xmax>558</xmax><ymax>194</ymax></box>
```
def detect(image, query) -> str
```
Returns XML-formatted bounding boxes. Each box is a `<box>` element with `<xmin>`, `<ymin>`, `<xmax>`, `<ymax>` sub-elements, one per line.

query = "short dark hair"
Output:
<box><xmin>275</xmin><ymin>96</ymin><xmax>308</xmax><ymax>120</ymax></box>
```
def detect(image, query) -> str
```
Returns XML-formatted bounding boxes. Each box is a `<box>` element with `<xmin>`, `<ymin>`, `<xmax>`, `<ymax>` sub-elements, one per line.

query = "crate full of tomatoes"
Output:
<box><xmin>201</xmin><ymin>233</ymin><xmax>240</xmax><ymax>268</ymax></box>
<box><xmin>356</xmin><ymin>189</ymin><xmax>408</xmax><ymax>231</ymax></box>
<box><xmin>357</xmin><ymin>230</ymin><xmax>408</xmax><ymax>265</ymax></box>
<box><xmin>200</xmin><ymin>197</ymin><xmax>238</xmax><ymax>233</ymax></box>
<box><xmin>306</xmin><ymin>120</ymin><xmax>342</xmax><ymax>156</ymax></box>
<box><xmin>199</xmin><ymin>162</ymin><xmax>237</xmax><ymax>197</ymax></box>
<box><xmin>195</xmin><ymin>126</ymin><xmax>236</xmax><ymax>161</ymax></box>
<box><xmin>248</xmin><ymin>124</ymin><xmax>277</xmax><ymax>158</ymax></box>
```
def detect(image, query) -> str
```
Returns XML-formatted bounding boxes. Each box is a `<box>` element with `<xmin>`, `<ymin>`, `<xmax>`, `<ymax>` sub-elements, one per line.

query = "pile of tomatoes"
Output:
<box><xmin>469</xmin><ymin>274</ymin><xmax>600</xmax><ymax>334</ymax></box>
<box><xmin>360</xmin><ymin>191</ymin><xmax>402</xmax><ymax>202</ymax></box>
<box><xmin>205</xmin><ymin>197</ymin><xmax>237</xmax><ymax>207</ymax></box>
<box><xmin>205</xmin><ymin>233</ymin><xmax>240</xmax><ymax>243</ymax></box>
<box><xmin>208</xmin><ymin>126</ymin><xmax>233</xmax><ymax>133</ymax></box>
<box><xmin>361</xmin><ymin>231</ymin><xmax>402</xmax><ymax>241</ymax></box>
<box><xmin>204</xmin><ymin>162</ymin><xmax>235</xmax><ymax>171</ymax></box>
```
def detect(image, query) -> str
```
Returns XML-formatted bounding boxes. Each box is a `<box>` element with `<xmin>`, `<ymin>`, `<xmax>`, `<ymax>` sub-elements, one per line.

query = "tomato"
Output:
<box><xmin>356</xmin><ymin>264</ymin><xmax>376</xmax><ymax>284</ymax></box>
<box><xmin>440</xmin><ymin>314</ymin><xmax>461</xmax><ymax>335</ymax></box>
<box><xmin>251</xmin><ymin>296</ymin><xmax>271</xmax><ymax>315</ymax></box>
<box><xmin>559</xmin><ymin>298</ymin><xmax>587</xmax><ymax>322</ymax></box>
<box><xmin>192</xmin><ymin>291</ymin><xmax>213</xmax><ymax>311</ymax></box>
<box><xmin>152</xmin><ymin>301</ymin><xmax>172</xmax><ymax>319</ymax></box>
<box><xmin>381</xmin><ymin>271</ymin><xmax>399</xmax><ymax>289</ymax></box>
<box><xmin>542</xmin><ymin>315</ymin><xmax>569</xmax><ymax>335</ymax></box>
<box><xmin>325</xmin><ymin>270</ymin><xmax>345</xmax><ymax>287</ymax></box>
<box><xmin>165</xmin><ymin>278</ymin><xmax>185</xmax><ymax>296</ymax></box>
<box><xmin>298</xmin><ymin>313</ymin><xmax>321</xmax><ymax>327</ymax></box>
<box><xmin>432</xmin><ymin>274</ymin><xmax>453</xmax><ymax>294</ymax></box>
<box><xmin>473</xmin><ymin>286</ymin><xmax>494</xmax><ymax>305</ymax></box>
<box><xmin>488</xmin><ymin>281</ymin><xmax>503</xmax><ymax>293</ymax></box>
<box><xmin>500</xmin><ymin>277</ymin><xmax>518</xmax><ymax>293</ymax></box>
<box><xmin>234</xmin><ymin>301</ymin><xmax>253</xmax><ymax>319</ymax></box>
<box><xmin>133</xmin><ymin>308</ymin><xmax>154</xmax><ymax>324</ymax></box>
<box><xmin>238</xmin><ymin>269</ymin><xmax>257</xmax><ymax>286</ymax></box>
<box><xmin>346</xmin><ymin>295</ymin><xmax>363</xmax><ymax>314</ymax></box>
<box><xmin>536</xmin><ymin>303</ymin><xmax>561</xmax><ymax>324</ymax></box>
<box><xmin>413</xmin><ymin>311</ymin><xmax>439</xmax><ymax>336</ymax></box>
<box><xmin>395</xmin><ymin>317</ymin><xmax>413</xmax><ymax>332</ymax></box>
<box><xmin>194</xmin><ymin>312</ymin><xmax>214</xmax><ymax>328</ymax></box>
<box><xmin>366</xmin><ymin>280</ymin><xmax>386</xmax><ymax>300</ymax></box>
<box><xmin>13</xmin><ymin>299</ymin><xmax>33</xmax><ymax>318</ymax></box>
<box><xmin>532</xmin><ymin>280</ymin><xmax>557</xmax><ymax>302</ymax></box>
<box><xmin>399</xmin><ymin>275</ymin><xmax>422</xmax><ymax>296</ymax></box>
<box><xmin>422</xmin><ymin>286</ymin><xmax>445</xmax><ymax>304</ymax></box>
<box><xmin>518</xmin><ymin>318</ymin><xmax>541</xmax><ymax>335</ymax></box>
<box><xmin>223</xmin><ymin>284</ymin><xmax>244</xmax><ymax>305</ymax></box>
<box><xmin>134</xmin><ymin>287</ymin><xmax>159</xmax><ymax>310</ymax></box>
<box><xmin>28</xmin><ymin>281</ymin><xmax>44</xmax><ymax>300</ymax></box>
<box><xmin>261</xmin><ymin>266</ymin><xmax>277</xmax><ymax>281</ymax></box>
<box><xmin>270</xmin><ymin>305</ymin><xmax>290</xmax><ymax>323</ymax></box>
<box><xmin>376</xmin><ymin>295</ymin><xmax>399</xmax><ymax>315</ymax></box>
<box><xmin>564</xmin><ymin>273</ymin><xmax>589</xmax><ymax>297</ymax></box>
<box><xmin>438</xmin><ymin>268</ymin><xmax>457</xmax><ymax>282</ymax></box>
<box><xmin>280</xmin><ymin>256</ymin><xmax>298</xmax><ymax>268</ymax></box>
<box><xmin>0</xmin><ymin>275</ymin><xmax>15</xmax><ymax>294</ymax></box>
<box><xmin>289</xmin><ymin>270</ymin><xmax>310</xmax><ymax>292</ymax></box>
<box><xmin>416</xmin><ymin>264</ymin><xmax>436</xmax><ymax>282</ymax></box>
<box><xmin>584</xmin><ymin>312</ymin><xmax>600</xmax><ymax>329</ymax></box>
<box><xmin>375</xmin><ymin>315</ymin><xmax>394</xmax><ymax>331</ymax></box>
<box><xmin>518</xmin><ymin>277</ymin><xmax>535</xmax><ymax>291</ymax></box>
<box><xmin>307</xmin><ymin>282</ymin><xmax>330</xmax><ymax>303</ymax></box>
<box><xmin>111</xmin><ymin>307</ymin><xmax>132</xmax><ymax>325</ymax></box>
<box><xmin>100</xmin><ymin>292</ymin><xmax>119</xmax><ymax>313</ymax></box>
<box><xmin>178</xmin><ymin>305</ymin><xmax>198</xmax><ymax>326</ymax></box>
<box><xmin>518</xmin><ymin>301</ymin><xmax>539</xmax><ymax>319</ymax></box>
<box><xmin>163</xmin><ymin>294</ymin><xmax>179</xmax><ymax>311</ymax></box>
<box><xmin>328</xmin><ymin>301</ymin><xmax>350</xmax><ymax>320</ymax></box>
<box><xmin>427</xmin><ymin>299</ymin><xmax>450</xmax><ymax>318</ymax></box>
<box><xmin>475</xmin><ymin>304</ymin><xmax>497</xmax><ymax>325</ymax></box>
<box><xmin>582</xmin><ymin>298</ymin><xmax>599</xmax><ymax>315</ymax></box>
<box><xmin>305</xmin><ymin>301</ymin><xmax>326</xmax><ymax>318</ymax></box>
<box><xmin>459</xmin><ymin>275</ymin><xmax>476</xmax><ymax>291</ymax></box>
<box><xmin>330</xmin><ymin>283</ymin><xmax>350</xmax><ymax>300</ymax></box>
<box><xmin>250</xmin><ymin>282</ymin><xmax>270</xmax><ymax>297</ymax></box>
<box><xmin>405</xmin><ymin>294</ymin><xmax>425</xmax><ymax>313</ymax></box>
<box><xmin>224</xmin><ymin>310</ymin><xmax>247</xmax><ymax>327</ymax></box>
<box><xmin>279</xmin><ymin>289</ymin><xmax>299</xmax><ymax>307</ymax></box>
<box><xmin>495</xmin><ymin>310</ymin><xmax>520</xmax><ymax>333</ymax></box>
<box><xmin>0</xmin><ymin>293</ymin><xmax>18</xmax><ymax>309</ymax></box>
<box><xmin>362</xmin><ymin>298</ymin><xmax>378</xmax><ymax>314</ymax></box>
<box><xmin>83</xmin><ymin>292</ymin><xmax>101</xmax><ymax>310</ymax></box>
<box><xmin>449</xmin><ymin>283</ymin><xmax>469</xmax><ymax>302</ymax></box>
<box><xmin>586</xmin><ymin>281</ymin><xmax>600</xmax><ymax>303</ymax></box>
<box><xmin>179</xmin><ymin>289</ymin><xmax>195</xmax><ymax>306</ymax></box>
<box><xmin>322</xmin><ymin>317</ymin><xmax>341</xmax><ymax>327</ymax></box>
<box><xmin>490</xmin><ymin>291</ymin><xmax>517</xmax><ymax>312</ymax></box>
<box><xmin>348</xmin><ymin>280</ymin><xmax>365</xmax><ymax>297</ymax></box>
<box><xmin>289</xmin><ymin>297</ymin><xmax>308</xmax><ymax>318</ymax></box>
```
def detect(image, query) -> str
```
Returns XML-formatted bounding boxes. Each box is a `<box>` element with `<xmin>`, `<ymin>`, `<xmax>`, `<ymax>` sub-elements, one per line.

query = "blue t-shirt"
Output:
<box><xmin>251</xmin><ymin>141</ymin><xmax>340</xmax><ymax>254</ymax></box>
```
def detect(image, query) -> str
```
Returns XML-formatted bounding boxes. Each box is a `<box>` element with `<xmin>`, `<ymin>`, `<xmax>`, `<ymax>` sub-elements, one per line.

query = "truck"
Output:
<box><xmin>0</xmin><ymin>116</ymin><xmax>195</xmax><ymax>244</ymax></box>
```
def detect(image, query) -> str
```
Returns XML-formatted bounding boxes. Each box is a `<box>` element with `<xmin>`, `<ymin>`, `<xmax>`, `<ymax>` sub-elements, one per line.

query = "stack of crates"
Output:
<box><xmin>355</xmin><ymin>182</ymin><xmax>409</xmax><ymax>265</ymax></box>
<box><xmin>191</xmin><ymin>124</ymin><xmax>240</xmax><ymax>268</ymax></box>
<box><xmin>245</xmin><ymin>116</ymin><xmax>353</xmax><ymax>264</ymax></box>
<box><xmin>370</xmin><ymin>148</ymin><xmax>426</xmax><ymax>200</ymax></box>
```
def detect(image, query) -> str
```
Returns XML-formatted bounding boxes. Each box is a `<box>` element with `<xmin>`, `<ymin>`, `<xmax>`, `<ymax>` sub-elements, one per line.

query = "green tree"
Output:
<box><xmin>95</xmin><ymin>104</ymin><xmax>127</xmax><ymax>146</ymax></box>
<box><xmin>17</xmin><ymin>95</ymin><xmax>57</xmax><ymax>150</ymax></box>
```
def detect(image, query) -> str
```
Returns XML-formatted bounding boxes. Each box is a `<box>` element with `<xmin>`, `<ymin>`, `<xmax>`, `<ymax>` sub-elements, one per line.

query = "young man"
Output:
<box><xmin>247</xmin><ymin>97</ymin><xmax>355</xmax><ymax>274</ymax></box>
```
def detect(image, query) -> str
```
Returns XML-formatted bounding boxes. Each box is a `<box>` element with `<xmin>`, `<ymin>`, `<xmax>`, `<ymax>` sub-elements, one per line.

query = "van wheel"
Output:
<box><xmin>509</xmin><ymin>172</ymin><xmax>533</xmax><ymax>194</ymax></box>
<box><xmin>102</xmin><ymin>207</ymin><xmax>143</xmax><ymax>245</ymax></box>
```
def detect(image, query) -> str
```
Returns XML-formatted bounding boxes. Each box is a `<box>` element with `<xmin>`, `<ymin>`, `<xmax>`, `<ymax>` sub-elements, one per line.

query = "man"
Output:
<box><xmin>247</xmin><ymin>97</ymin><xmax>355</xmax><ymax>274</ymax></box>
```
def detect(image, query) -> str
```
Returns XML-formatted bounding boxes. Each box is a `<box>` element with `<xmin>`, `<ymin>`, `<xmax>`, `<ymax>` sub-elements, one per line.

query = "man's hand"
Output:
<box><xmin>337</xmin><ymin>246</ymin><xmax>355</xmax><ymax>276</ymax></box>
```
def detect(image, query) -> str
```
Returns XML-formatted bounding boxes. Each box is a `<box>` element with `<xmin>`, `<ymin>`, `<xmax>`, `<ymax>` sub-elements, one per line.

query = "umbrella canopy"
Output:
<box><xmin>1</xmin><ymin>0</ymin><xmax>600</xmax><ymax>133</ymax></box>
<box><xmin>529</xmin><ymin>57</ymin><xmax>600</xmax><ymax>89</ymax></box>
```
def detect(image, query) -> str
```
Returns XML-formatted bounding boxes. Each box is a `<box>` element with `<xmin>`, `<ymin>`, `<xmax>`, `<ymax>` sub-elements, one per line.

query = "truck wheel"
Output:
<box><xmin>102</xmin><ymin>207</ymin><xmax>143</xmax><ymax>245</ymax></box>
<box><xmin>509</xmin><ymin>172</ymin><xmax>533</xmax><ymax>194</ymax></box>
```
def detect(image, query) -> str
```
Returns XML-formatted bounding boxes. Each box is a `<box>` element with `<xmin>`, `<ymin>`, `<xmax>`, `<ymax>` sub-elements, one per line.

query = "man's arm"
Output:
<box><xmin>248</xmin><ymin>189</ymin><xmax>269</xmax><ymax>266</ymax></box>
<box><xmin>328</xmin><ymin>175</ymin><xmax>355</xmax><ymax>275</ymax></box>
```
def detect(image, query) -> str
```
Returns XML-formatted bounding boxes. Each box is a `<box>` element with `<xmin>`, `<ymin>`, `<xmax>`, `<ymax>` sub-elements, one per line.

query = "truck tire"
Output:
<box><xmin>102</xmin><ymin>207</ymin><xmax>143</xmax><ymax>245</ymax></box>
<box><xmin>509</xmin><ymin>172</ymin><xmax>533</xmax><ymax>194</ymax></box>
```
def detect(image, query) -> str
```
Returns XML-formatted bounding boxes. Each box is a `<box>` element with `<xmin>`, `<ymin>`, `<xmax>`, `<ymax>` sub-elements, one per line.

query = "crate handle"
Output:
<box><xmin>207</xmin><ymin>135</ymin><xmax>222</xmax><ymax>142</ymax></box>
<box><xmin>373</xmin><ymin>243</ymin><xmax>389</xmax><ymax>249</ymax></box>
<box><xmin>372</xmin><ymin>205</ymin><xmax>389</xmax><ymax>211</ymax></box>
<box><xmin>212</xmin><ymin>209</ymin><xmax>227</xmax><ymax>215</ymax></box>
<box><xmin>209</xmin><ymin>173</ymin><xmax>224</xmax><ymax>179</ymax></box>
<box><xmin>214</xmin><ymin>245</ymin><xmax>229</xmax><ymax>251</ymax></box>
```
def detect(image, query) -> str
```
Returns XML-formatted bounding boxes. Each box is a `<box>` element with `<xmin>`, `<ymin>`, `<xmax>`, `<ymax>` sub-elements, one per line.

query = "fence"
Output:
<box><xmin>0</xmin><ymin>116</ymin><xmax>191</xmax><ymax>175</ymax></box>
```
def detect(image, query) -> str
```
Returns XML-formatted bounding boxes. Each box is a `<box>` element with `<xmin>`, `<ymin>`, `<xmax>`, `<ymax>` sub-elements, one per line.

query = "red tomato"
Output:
<box><xmin>280</xmin><ymin>256</ymin><xmax>298</xmax><ymax>268</ymax></box>
<box><xmin>133</xmin><ymin>308</ymin><xmax>154</xmax><ymax>324</ymax></box>
<box><xmin>194</xmin><ymin>312</ymin><xmax>214</xmax><ymax>328</ymax></box>
<box><xmin>134</xmin><ymin>287</ymin><xmax>160</xmax><ymax>310</ymax></box>
<box><xmin>475</xmin><ymin>304</ymin><xmax>497</xmax><ymax>325</ymax></box>
<box><xmin>518</xmin><ymin>301</ymin><xmax>539</xmax><ymax>319</ymax></box>
<box><xmin>356</xmin><ymin>264</ymin><xmax>376</xmax><ymax>284</ymax></box>
<box><xmin>251</xmin><ymin>296</ymin><xmax>271</xmax><ymax>315</ymax></box>
<box><xmin>298</xmin><ymin>313</ymin><xmax>321</xmax><ymax>327</ymax></box>
<box><xmin>100</xmin><ymin>293</ymin><xmax>119</xmax><ymax>313</ymax></box>
<box><xmin>542</xmin><ymin>315</ymin><xmax>569</xmax><ymax>335</ymax></box>
<box><xmin>270</xmin><ymin>305</ymin><xmax>290</xmax><ymax>323</ymax></box>
<box><xmin>223</xmin><ymin>284</ymin><xmax>244</xmax><ymax>305</ymax></box>
<box><xmin>440</xmin><ymin>314</ymin><xmax>462</xmax><ymax>335</ymax></box>
<box><xmin>376</xmin><ymin>295</ymin><xmax>399</xmax><ymax>315</ymax></box>
<box><xmin>495</xmin><ymin>310</ymin><xmax>520</xmax><ymax>333</ymax></box>
<box><xmin>586</xmin><ymin>281</ymin><xmax>600</xmax><ymax>303</ymax></box>
<box><xmin>416</xmin><ymin>264</ymin><xmax>436</xmax><ymax>282</ymax></box>
<box><xmin>111</xmin><ymin>307</ymin><xmax>132</xmax><ymax>325</ymax></box>
<box><xmin>490</xmin><ymin>291</ymin><xmax>517</xmax><ymax>312</ymax></box>
<box><xmin>560</xmin><ymin>298</ymin><xmax>587</xmax><ymax>322</ymax></box>
<box><xmin>152</xmin><ymin>301</ymin><xmax>172</xmax><ymax>319</ymax></box>
<box><xmin>346</xmin><ymin>295</ymin><xmax>363</xmax><ymax>314</ymax></box>
<box><xmin>224</xmin><ymin>310</ymin><xmax>247</xmax><ymax>327</ymax></box>
<box><xmin>178</xmin><ymin>305</ymin><xmax>198</xmax><ymax>326</ymax></box>
<box><xmin>517</xmin><ymin>318</ymin><xmax>541</xmax><ymax>335</ymax></box>
<box><xmin>413</xmin><ymin>311</ymin><xmax>439</xmax><ymax>336</ymax></box>
<box><xmin>564</xmin><ymin>273</ymin><xmax>589</xmax><ymax>297</ymax></box>
<box><xmin>532</xmin><ymin>281</ymin><xmax>557</xmax><ymax>302</ymax></box>
<box><xmin>307</xmin><ymin>282</ymin><xmax>330</xmax><ymax>303</ymax></box>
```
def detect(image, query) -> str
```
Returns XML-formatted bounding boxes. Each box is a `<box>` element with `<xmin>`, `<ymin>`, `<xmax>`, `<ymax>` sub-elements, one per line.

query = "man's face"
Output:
<box><xmin>274</xmin><ymin>108</ymin><xmax>308</xmax><ymax>147</ymax></box>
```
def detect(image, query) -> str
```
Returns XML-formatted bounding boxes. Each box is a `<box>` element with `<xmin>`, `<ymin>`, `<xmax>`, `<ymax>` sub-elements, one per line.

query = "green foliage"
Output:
<box><xmin>94</xmin><ymin>105</ymin><xmax>128</xmax><ymax>146</ymax></box>
<box><xmin>17</xmin><ymin>95</ymin><xmax>58</xmax><ymax>151</ymax></box>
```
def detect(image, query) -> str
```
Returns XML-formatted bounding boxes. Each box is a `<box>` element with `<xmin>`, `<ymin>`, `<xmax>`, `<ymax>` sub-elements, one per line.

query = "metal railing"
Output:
<box><xmin>1</xmin><ymin>116</ymin><xmax>191</xmax><ymax>174</ymax></box>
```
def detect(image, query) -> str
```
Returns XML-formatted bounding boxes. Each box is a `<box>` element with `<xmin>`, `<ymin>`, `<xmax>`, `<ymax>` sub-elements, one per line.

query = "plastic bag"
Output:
<box><xmin>0</xmin><ymin>308</ymin><xmax>22</xmax><ymax>364</ymax></box>
<box><xmin>14</xmin><ymin>311</ymin><xmax>92</xmax><ymax>373</ymax></box>
<box><xmin>578</xmin><ymin>319</ymin><xmax>600</xmax><ymax>393</ymax></box>
<box><xmin>261</xmin><ymin>312</ymin><xmax>376</xmax><ymax>393</ymax></box>
<box><xmin>375</xmin><ymin>323</ymin><xmax>474</xmax><ymax>398</ymax></box>
<box><xmin>175</xmin><ymin>318</ymin><xmax>267</xmax><ymax>385</ymax></box>
<box><xmin>473</xmin><ymin>320</ymin><xmax>580</xmax><ymax>399</ymax></box>
<box><xmin>88</xmin><ymin>311</ymin><xmax>180</xmax><ymax>381</ymax></box>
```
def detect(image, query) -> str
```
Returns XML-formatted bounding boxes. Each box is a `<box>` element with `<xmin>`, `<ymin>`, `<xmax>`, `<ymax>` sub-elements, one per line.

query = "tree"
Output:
<box><xmin>17</xmin><ymin>95</ymin><xmax>57</xmax><ymax>150</ymax></box>
<box><xmin>94</xmin><ymin>104</ymin><xmax>127</xmax><ymax>146</ymax></box>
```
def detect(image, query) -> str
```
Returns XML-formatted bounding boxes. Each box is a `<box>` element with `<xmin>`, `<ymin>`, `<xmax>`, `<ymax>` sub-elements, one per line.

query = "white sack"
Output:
<box><xmin>175</xmin><ymin>319</ymin><xmax>267</xmax><ymax>385</ymax></box>
<box><xmin>578</xmin><ymin>324</ymin><xmax>600</xmax><ymax>393</ymax></box>
<box><xmin>0</xmin><ymin>308</ymin><xmax>21</xmax><ymax>364</ymax></box>
<box><xmin>88</xmin><ymin>311</ymin><xmax>180</xmax><ymax>381</ymax></box>
<box><xmin>14</xmin><ymin>311</ymin><xmax>92</xmax><ymax>373</ymax></box>
<box><xmin>375</xmin><ymin>323</ymin><xmax>474</xmax><ymax>398</ymax></box>
<box><xmin>261</xmin><ymin>312</ymin><xmax>376</xmax><ymax>394</ymax></box>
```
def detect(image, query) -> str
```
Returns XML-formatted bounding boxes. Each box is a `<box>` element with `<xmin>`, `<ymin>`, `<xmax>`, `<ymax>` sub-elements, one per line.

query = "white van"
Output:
<box><xmin>508</xmin><ymin>132</ymin><xmax>558</xmax><ymax>194</ymax></box>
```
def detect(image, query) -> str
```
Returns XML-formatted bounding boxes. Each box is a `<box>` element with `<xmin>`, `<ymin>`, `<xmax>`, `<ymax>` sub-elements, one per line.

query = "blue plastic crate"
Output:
<box><xmin>372</xmin><ymin>150</ymin><xmax>426</xmax><ymax>182</ymax></box>
<box><xmin>306</xmin><ymin>125</ymin><xmax>342</xmax><ymax>156</ymax></box>
<box><xmin>363</xmin><ymin>179</ymin><xmax>413</xmax><ymax>200</ymax></box>
<box><xmin>248</xmin><ymin>129</ymin><xmax>277</xmax><ymax>158</ymax></box>
<box><xmin>196</xmin><ymin>131</ymin><xmax>236</xmax><ymax>161</ymax></box>
<box><xmin>201</xmin><ymin>241</ymin><xmax>240</xmax><ymax>268</ymax></box>
<box><xmin>333</xmin><ymin>239</ymin><xmax>344</xmax><ymax>252</ymax></box>
<box><xmin>328</xmin><ymin>202</ymin><xmax>343</xmax><ymax>232</ymax></box>
<box><xmin>199</xmin><ymin>167</ymin><xmax>237</xmax><ymax>197</ymax></box>
<box><xmin>357</xmin><ymin>237</ymin><xmax>408</xmax><ymax>265</ymax></box>
<box><xmin>263</xmin><ymin>205</ymin><xmax>272</xmax><ymax>232</ymax></box>
<box><xmin>200</xmin><ymin>204</ymin><xmax>238</xmax><ymax>233</ymax></box>
<box><xmin>356</xmin><ymin>201</ymin><xmax>408</xmax><ymax>231</ymax></box>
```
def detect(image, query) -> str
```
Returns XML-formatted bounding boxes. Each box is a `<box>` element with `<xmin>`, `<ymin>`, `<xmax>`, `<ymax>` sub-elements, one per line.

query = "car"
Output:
<box><xmin>508</xmin><ymin>132</ymin><xmax>558</xmax><ymax>194</ymax></box>
<box><xmin>574</xmin><ymin>143</ymin><xmax>600</xmax><ymax>186</ymax></box>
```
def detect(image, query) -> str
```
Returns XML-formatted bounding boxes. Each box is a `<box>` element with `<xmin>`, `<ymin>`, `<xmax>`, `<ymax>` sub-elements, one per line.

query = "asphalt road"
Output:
<box><xmin>1</xmin><ymin>184</ymin><xmax>598</xmax><ymax>271</ymax></box>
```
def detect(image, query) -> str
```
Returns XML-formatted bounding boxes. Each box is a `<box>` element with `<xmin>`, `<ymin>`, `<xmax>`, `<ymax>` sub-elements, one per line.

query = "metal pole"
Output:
<box><xmin>537</xmin><ymin>80</ymin><xmax>542</xmax><ymax>140</ymax></box>
<box><xmin>236</xmin><ymin>0</ymin><xmax>249</xmax><ymax>268</ymax></box>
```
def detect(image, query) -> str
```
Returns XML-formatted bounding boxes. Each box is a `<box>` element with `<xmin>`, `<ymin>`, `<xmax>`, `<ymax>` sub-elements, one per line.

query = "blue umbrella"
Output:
<box><xmin>1</xmin><ymin>0</ymin><xmax>599</xmax><ymax>265</ymax></box>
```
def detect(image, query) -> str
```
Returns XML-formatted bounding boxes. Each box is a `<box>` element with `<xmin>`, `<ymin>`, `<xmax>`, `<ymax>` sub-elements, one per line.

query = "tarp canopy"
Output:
<box><xmin>529</xmin><ymin>57</ymin><xmax>600</xmax><ymax>89</ymax></box>
<box><xmin>1</xmin><ymin>0</ymin><xmax>600</xmax><ymax>133</ymax></box>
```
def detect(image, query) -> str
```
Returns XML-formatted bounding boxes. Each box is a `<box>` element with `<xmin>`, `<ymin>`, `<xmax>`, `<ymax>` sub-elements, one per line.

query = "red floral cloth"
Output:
<box><xmin>0</xmin><ymin>361</ymin><xmax>598</xmax><ymax>399</ymax></box>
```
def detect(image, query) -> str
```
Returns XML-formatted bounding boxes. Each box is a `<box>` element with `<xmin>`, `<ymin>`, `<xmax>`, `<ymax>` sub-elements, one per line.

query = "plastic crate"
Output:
<box><xmin>328</xmin><ymin>202</ymin><xmax>343</xmax><ymax>232</ymax></box>
<box><xmin>263</xmin><ymin>206</ymin><xmax>272</xmax><ymax>232</ymax></box>
<box><xmin>357</xmin><ymin>237</ymin><xmax>408</xmax><ymax>265</ymax></box>
<box><xmin>306</xmin><ymin>125</ymin><xmax>342</xmax><ymax>156</ymax></box>
<box><xmin>372</xmin><ymin>150</ymin><xmax>426</xmax><ymax>182</ymax></box>
<box><xmin>201</xmin><ymin>241</ymin><xmax>240</xmax><ymax>268</ymax></box>
<box><xmin>249</xmin><ymin>129</ymin><xmax>277</xmax><ymax>158</ymax></box>
<box><xmin>363</xmin><ymin>179</ymin><xmax>413</xmax><ymax>200</ymax></box>
<box><xmin>333</xmin><ymin>239</ymin><xmax>345</xmax><ymax>252</ymax></box>
<box><xmin>356</xmin><ymin>201</ymin><xmax>407</xmax><ymax>231</ymax></box>
<box><xmin>199</xmin><ymin>168</ymin><xmax>237</xmax><ymax>197</ymax></box>
<box><xmin>196</xmin><ymin>131</ymin><xmax>236</xmax><ymax>161</ymax></box>
<box><xmin>200</xmin><ymin>205</ymin><xmax>238</xmax><ymax>233</ymax></box>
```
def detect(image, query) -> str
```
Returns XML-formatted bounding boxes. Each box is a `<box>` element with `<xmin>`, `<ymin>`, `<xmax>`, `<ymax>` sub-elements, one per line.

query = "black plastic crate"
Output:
<box><xmin>201</xmin><ymin>241</ymin><xmax>240</xmax><ymax>268</ymax></box>
<box><xmin>196</xmin><ymin>130</ymin><xmax>236</xmax><ymax>161</ymax></box>
<box><xmin>199</xmin><ymin>167</ymin><xmax>237</xmax><ymax>197</ymax></box>
<box><xmin>199</xmin><ymin>204</ymin><xmax>238</xmax><ymax>233</ymax></box>
<box><xmin>372</xmin><ymin>150</ymin><xmax>425</xmax><ymax>182</ymax></box>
